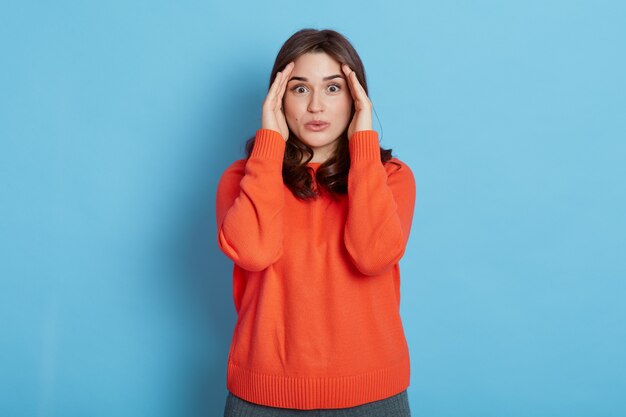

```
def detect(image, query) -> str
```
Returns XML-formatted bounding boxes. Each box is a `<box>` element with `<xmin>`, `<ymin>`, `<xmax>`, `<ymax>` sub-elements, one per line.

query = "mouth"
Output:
<box><xmin>305</xmin><ymin>121</ymin><xmax>330</xmax><ymax>131</ymax></box>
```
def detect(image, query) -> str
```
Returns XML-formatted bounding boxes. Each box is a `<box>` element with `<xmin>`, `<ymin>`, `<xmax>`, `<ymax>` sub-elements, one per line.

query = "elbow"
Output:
<box><xmin>347</xmin><ymin>246</ymin><xmax>406</xmax><ymax>276</ymax></box>
<box><xmin>345</xmin><ymin>231</ymin><xmax>407</xmax><ymax>276</ymax></box>
<box><xmin>354</xmin><ymin>262</ymin><xmax>390</xmax><ymax>276</ymax></box>
<box><xmin>234</xmin><ymin>255</ymin><xmax>280</xmax><ymax>272</ymax></box>
<box><xmin>218</xmin><ymin>230</ymin><xmax>282</xmax><ymax>272</ymax></box>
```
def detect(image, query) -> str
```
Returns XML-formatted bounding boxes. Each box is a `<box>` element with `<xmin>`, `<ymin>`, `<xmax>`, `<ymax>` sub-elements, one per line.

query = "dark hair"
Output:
<box><xmin>245</xmin><ymin>28</ymin><xmax>397</xmax><ymax>201</ymax></box>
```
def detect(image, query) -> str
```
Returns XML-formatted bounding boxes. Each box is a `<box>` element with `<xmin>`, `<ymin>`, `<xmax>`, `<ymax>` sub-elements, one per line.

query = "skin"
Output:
<box><xmin>261</xmin><ymin>52</ymin><xmax>373</xmax><ymax>163</ymax></box>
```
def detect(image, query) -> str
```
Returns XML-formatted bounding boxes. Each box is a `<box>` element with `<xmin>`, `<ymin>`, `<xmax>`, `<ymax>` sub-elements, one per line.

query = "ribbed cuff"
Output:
<box><xmin>251</xmin><ymin>129</ymin><xmax>286</xmax><ymax>161</ymax></box>
<box><xmin>349</xmin><ymin>130</ymin><xmax>380</xmax><ymax>162</ymax></box>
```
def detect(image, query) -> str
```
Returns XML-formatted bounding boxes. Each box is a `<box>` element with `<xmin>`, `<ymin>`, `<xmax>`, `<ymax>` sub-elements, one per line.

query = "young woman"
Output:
<box><xmin>216</xmin><ymin>28</ymin><xmax>416</xmax><ymax>416</ymax></box>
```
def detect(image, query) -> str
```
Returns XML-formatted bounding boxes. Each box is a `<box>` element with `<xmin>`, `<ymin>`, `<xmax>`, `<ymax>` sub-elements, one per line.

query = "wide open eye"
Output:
<box><xmin>291</xmin><ymin>85</ymin><xmax>308</xmax><ymax>94</ymax></box>
<box><xmin>328</xmin><ymin>83</ymin><xmax>341</xmax><ymax>93</ymax></box>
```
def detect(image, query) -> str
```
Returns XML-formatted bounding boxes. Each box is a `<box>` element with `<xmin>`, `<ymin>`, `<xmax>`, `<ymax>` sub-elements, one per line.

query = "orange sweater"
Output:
<box><xmin>215</xmin><ymin>128</ymin><xmax>416</xmax><ymax>410</ymax></box>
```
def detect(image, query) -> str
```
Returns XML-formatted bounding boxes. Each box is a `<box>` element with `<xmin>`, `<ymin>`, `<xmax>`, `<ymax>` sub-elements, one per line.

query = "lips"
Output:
<box><xmin>305</xmin><ymin>120</ymin><xmax>330</xmax><ymax>131</ymax></box>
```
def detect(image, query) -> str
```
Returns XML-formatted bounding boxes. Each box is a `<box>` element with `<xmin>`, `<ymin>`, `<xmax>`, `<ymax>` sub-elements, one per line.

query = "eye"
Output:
<box><xmin>328</xmin><ymin>83</ymin><xmax>341</xmax><ymax>93</ymax></box>
<box><xmin>291</xmin><ymin>85</ymin><xmax>308</xmax><ymax>94</ymax></box>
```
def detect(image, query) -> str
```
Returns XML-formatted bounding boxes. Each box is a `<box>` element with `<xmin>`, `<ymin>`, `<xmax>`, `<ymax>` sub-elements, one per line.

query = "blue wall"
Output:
<box><xmin>1</xmin><ymin>1</ymin><xmax>625</xmax><ymax>416</ymax></box>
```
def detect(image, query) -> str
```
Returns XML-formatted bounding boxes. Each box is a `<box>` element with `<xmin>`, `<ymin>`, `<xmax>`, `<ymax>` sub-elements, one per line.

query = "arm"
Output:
<box><xmin>344</xmin><ymin>130</ymin><xmax>416</xmax><ymax>276</ymax></box>
<box><xmin>215</xmin><ymin>129</ymin><xmax>286</xmax><ymax>271</ymax></box>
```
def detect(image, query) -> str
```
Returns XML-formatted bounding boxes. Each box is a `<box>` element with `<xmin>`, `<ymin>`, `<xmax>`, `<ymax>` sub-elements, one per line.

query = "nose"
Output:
<box><xmin>307</xmin><ymin>90</ymin><xmax>325</xmax><ymax>113</ymax></box>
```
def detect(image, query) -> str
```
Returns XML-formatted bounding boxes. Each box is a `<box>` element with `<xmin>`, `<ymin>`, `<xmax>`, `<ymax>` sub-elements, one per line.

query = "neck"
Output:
<box><xmin>307</xmin><ymin>140</ymin><xmax>340</xmax><ymax>164</ymax></box>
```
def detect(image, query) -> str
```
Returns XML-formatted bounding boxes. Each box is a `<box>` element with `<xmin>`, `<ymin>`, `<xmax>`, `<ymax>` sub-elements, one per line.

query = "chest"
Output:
<box><xmin>283</xmin><ymin>189</ymin><xmax>348</xmax><ymax>246</ymax></box>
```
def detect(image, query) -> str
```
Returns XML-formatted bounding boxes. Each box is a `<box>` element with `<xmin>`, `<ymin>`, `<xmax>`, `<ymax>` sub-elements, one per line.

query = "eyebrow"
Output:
<box><xmin>288</xmin><ymin>74</ymin><xmax>344</xmax><ymax>83</ymax></box>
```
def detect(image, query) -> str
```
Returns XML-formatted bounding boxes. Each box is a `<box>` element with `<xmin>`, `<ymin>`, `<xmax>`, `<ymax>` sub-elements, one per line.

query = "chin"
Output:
<box><xmin>299</xmin><ymin>131</ymin><xmax>342</xmax><ymax>146</ymax></box>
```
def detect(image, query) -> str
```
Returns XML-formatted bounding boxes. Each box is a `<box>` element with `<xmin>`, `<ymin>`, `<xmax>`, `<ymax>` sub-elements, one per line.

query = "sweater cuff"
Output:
<box><xmin>251</xmin><ymin>129</ymin><xmax>286</xmax><ymax>161</ymax></box>
<box><xmin>349</xmin><ymin>130</ymin><xmax>380</xmax><ymax>162</ymax></box>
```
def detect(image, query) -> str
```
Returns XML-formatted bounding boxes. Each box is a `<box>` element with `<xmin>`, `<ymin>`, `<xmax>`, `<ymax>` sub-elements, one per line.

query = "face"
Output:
<box><xmin>283</xmin><ymin>52</ymin><xmax>353</xmax><ymax>163</ymax></box>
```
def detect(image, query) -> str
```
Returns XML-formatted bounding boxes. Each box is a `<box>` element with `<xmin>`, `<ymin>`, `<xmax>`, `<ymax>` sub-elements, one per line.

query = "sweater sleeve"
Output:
<box><xmin>215</xmin><ymin>129</ymin><xmax>286</xmax><ymax>271</ymax></box>
<box><xmin>344</xmin><ymin>130</ymin><xmax>416</xmax><ymax>276</ymax></box>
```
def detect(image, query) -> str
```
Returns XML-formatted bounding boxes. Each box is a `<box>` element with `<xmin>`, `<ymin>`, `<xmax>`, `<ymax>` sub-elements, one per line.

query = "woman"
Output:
<box><xmin>216</xmin><ymin>28</ymin><xmax>416</xmax><ymax>416</ymax></box>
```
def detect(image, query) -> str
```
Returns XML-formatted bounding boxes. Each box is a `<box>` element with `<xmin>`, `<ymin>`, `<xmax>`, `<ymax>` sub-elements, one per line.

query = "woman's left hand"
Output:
<box><xmin>342</xmin><ymin>64</ymin><xmax>373</xmax><ymax>139</ymax></box>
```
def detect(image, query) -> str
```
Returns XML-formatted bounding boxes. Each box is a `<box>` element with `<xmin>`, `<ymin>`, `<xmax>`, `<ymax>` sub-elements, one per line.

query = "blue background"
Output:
<box><xmin>1</xmin><ymin>1</ymin><xmax>625</xmax><ymax>416</ymax></box>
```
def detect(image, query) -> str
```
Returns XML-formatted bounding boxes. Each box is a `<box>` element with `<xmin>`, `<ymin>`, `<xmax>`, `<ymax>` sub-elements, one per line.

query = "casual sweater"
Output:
<box><xmin>215</xmin><ymin>128</ymin><xmax>416</xmax><ymax>410</ymax></box>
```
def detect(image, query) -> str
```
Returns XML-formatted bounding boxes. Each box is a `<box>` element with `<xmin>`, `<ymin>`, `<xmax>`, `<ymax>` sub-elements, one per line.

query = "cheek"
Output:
<box><xmin>338</xmin><ymin>96</ymin><xmax>353</xmax><ymax>118</ymax></box>
<box><xmin>283</xmin><ymin>98</ymin><xmax>304</xmax><ymax>122</ymax></box>
<box><xmin>282</xmin><ymin>101</ymin><xmax>298</xmax><ymax>126</ymax></box>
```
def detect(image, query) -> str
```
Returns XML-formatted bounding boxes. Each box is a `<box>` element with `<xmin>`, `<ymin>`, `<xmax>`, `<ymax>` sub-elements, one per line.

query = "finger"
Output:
<box><xmin>341</xmin><ymin>65</ymin><xmax>358</xmax><ymax>94</ymax></box>
<box><xmin>341</xmin><ymin>64</ymin><xmax>357</xmax><ymax>101</ymax></box>
<box><xmin>268</xmin><ymin>62</ymin><xmax>292</xmax><ymax>99</ymax></box>
<box><xmin>345</xmin><ymin>65</ymin><xmax>370</xmax><ymax>105</ymax></box>
<box><xmin>277</xmin><ymin>62</ymin><xmax>294</xmax><ymax>104</ymax></box>
<box><xmin>273</xmin><ymin>63</ymin><xmax>293</xmax><ymax>113</ymax></box>
<box><xmin>267</xmin><ymin>71</ymin><xmax>282</xmax><ymax>103</ymax></box>
<box><xmin>342</xmin><ymin>64</ymin><xmax>368</xmax><ymax>104</ymax></box>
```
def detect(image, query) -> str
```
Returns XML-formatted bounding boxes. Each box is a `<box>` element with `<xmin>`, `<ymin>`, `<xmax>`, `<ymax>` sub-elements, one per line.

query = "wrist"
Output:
<box><xmin>349</xmin><ymin>130</ymin><xmax>379</xmax><ymax>161</ymax></box>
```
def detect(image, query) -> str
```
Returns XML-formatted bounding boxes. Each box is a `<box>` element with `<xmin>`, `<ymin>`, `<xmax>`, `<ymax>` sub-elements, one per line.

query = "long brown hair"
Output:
<box><xmin>245</xmin><ymin>28</ymin><xmax>397</xmax><ymax>201</ymax></box>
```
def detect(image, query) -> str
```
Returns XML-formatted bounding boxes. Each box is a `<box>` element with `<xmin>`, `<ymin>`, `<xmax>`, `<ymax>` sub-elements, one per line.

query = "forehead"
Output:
<box><xmin>291</xmin><ymin>52</ymin><xmax>341</xmax><ymax>77</ymax></box>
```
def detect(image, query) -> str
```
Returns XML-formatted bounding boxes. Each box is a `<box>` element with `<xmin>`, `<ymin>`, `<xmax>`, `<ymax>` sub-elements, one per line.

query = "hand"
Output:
<box><xmin>341</xmin><ymin>64</ymin><xmax>373</xmax><ymax>139</ymax></box>
<box><xmin>261</xmin><ymin>61</ymin><xmax>294</xmax><ymax>141</ymax></box>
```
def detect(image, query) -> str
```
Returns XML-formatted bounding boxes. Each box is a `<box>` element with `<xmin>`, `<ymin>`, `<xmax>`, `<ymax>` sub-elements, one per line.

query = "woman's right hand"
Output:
<box><xmin>261</xmin><ymin>61</ymin><xmax>294</xmax><ymax>142</ymax></box>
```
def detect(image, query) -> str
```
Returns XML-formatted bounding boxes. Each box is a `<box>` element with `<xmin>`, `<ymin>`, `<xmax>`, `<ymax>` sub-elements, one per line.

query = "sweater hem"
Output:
<box><xmin>226</xmin><ymin>355</ymin><xmax>410</xmax><ymax>410</ymax></box>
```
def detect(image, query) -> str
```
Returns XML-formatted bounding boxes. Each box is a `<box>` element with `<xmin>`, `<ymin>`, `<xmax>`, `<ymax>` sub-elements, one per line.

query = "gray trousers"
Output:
<box><xmin>223</xmin><ymin>390</ymin><xmax>411</xmax><ymax>417</ymax></box>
